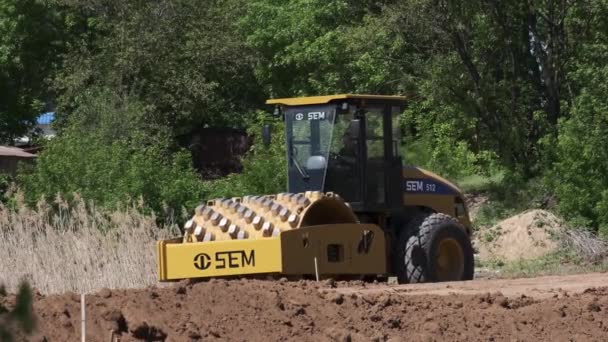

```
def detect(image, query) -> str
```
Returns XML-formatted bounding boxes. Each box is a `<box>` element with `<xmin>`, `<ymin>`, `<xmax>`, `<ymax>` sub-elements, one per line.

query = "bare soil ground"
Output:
<box><xmin>8</xmin><ymin>272</ymin><xmax>607</xmax><ymax>342</ymax></box>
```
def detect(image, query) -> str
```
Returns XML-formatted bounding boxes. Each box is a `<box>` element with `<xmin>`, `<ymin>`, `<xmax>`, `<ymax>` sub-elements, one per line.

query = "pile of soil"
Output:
<box><xmin>475</xmin><ymin>209</ymin><xmax>564</xmax><ymax>262</ymax></box>
<box><xmin>12</xmin><ymin>275</ymin><xmax>608</xmax><ymax>341</ymax></box>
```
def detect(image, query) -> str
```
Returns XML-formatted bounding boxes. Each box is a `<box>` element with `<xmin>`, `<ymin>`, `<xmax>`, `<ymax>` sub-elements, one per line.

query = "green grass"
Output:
<box><xmin>481</xmin><ymin>224</ymin><xmax>504</xmax><ymax>243</ymax></box>
<box><xmin>477</xmin><ymin>249</ymin><xmax>608</xmax><ymax>278</ymax></box>
<box><xmin>456</xmin><ymin>171</ymin><xmax>505</xmax><ymax>193</ymax></box>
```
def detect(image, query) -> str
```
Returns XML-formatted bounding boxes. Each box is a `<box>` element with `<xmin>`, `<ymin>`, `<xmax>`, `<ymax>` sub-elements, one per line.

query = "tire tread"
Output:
<box><xmin>396</xmin><ymin>213</ymin><xmax>472</xmax><ymax>284</ymax></box>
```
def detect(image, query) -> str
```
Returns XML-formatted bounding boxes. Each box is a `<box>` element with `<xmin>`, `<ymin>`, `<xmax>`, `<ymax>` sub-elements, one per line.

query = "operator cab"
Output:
<box><xmin>267</xmin><ymin>94</ymin><xmax>406</xmax><ymax>212</ymax></box>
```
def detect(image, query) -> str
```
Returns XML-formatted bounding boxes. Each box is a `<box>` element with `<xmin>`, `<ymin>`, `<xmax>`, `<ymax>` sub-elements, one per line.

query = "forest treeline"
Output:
<box><xmin>1</xmin><ymin>0</ymin><xmax>608</xmax><ymax>234</ymax></box>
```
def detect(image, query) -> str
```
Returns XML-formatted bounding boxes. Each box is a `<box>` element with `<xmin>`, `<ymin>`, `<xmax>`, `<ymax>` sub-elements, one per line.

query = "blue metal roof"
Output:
<box><xmin>37</xmin><ymin>112</ymin><xmax>55</xmax><ymax>125</ymax></box>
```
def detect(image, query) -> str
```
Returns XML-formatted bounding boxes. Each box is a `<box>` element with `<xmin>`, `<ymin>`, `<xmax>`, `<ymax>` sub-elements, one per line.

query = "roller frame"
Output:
<box><xmin>157</xmin><ymin>223</ymin><xmax>386</xmax><ymax>281</ymax></box>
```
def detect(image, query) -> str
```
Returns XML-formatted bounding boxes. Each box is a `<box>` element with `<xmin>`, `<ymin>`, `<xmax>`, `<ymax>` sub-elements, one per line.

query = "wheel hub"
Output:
<box><xmin>436</xmin><ymin>238</ymin><xmax>464</xmax><ymax>281</ymax></box>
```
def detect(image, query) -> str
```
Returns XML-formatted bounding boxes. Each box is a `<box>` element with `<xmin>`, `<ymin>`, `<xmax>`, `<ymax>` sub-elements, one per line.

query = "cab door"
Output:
<box><xmin>362</xmin><ymin>105</ymin><xmax>387</xmax><ymax>206</ymax></box>
<box><xmin>361</xmin><ymin>103</ymin><xmax>403</xmax><ymax>209</ymax></box>
<box><xmin>325</xmin><ymin>108</ymin><xmax>364</xmax><ymax>203</ymax></box>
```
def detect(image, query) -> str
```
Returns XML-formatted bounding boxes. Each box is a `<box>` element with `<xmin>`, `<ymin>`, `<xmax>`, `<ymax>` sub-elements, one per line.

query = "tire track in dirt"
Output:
<box><xmin>336</xmin><ymin>272</ymin><xmax>608</xmax><ymax>299</ymax></box>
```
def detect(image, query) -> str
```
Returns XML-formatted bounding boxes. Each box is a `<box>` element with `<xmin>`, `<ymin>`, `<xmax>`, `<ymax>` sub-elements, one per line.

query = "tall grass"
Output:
<box><xmin>0</xmin><ymin>195</ymin><xmax>179</xmax><ymax>295</ymax></box>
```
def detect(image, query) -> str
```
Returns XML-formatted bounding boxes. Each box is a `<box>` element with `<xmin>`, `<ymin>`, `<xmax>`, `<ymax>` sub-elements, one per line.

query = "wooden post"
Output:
<box><xmin>81</xmin><ymin>293</ymin><xmax>86</xmax><ymax>342</ymax></box>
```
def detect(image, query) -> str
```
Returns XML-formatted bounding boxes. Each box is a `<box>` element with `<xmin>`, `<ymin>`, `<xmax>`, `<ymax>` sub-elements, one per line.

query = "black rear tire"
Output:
<box><xmin>396</xmin><ymin>213</ymin><xmax>474</xmax><ymax>284</ymax></box>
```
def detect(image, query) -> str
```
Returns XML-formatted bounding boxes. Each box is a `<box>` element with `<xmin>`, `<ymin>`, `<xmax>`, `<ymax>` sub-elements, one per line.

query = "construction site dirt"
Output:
<box><xmin>9</xmin><ymin>272</ymin><xmax>608</xmax><ymax>341</ymax></box>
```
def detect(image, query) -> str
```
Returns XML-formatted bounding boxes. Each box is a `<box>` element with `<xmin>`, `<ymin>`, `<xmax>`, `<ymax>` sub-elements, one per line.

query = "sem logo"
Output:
<box><xmin>404</xmin><ymin>179</ymin><xmax>444</xmax><ymax>194</ymax></box>
<box><xmin>216</xmin><ymin>250</ymin><xmax>255</xmax><ymax>269</ymax></box>
<box><xmin>294</xmin><ymin>112</ymin><xmax>326</xmax><ymax>121</ymax></box>
<box><xmin>405</xmin><ymin>180</ymin><xmax>423</xmax><ymax>192</ymax></box>
<box><xmin>307</xmin><ymin>111</ymin><xmax>326</xmax><ymax>120</ymax></box>
<box><xmin>193</xmin><ymin>250</ymin><xmax>256</xmax><ymax>271</ymax></box>
<box><xmin>193</xmin><ymin>253</ymin><xmax>211</xmax><ymax>270</ymax></box>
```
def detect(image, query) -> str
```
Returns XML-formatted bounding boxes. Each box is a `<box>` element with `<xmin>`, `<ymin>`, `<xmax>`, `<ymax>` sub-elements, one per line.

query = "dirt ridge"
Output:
<box><xmin>13</xmin><ymin>272</ymin><xmax>607</xmax><ymax>341</ymax></box>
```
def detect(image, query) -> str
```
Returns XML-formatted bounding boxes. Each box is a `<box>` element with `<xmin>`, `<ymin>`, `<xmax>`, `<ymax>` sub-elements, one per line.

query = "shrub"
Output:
<box><xmin>0</xmin><ymin>174</ymin><xmax>10</xmax><ymax>204</ymax></box>
<box><xmin>203</xmin><ymin>112</ymin><xmax>287</xmax><ymax>198</ymax></box>
<box><xmin>18</xmin><ymin>131</ymin><xmax>205</xmax><ymax>220</ymax></box>
<box><xmin>550</xmin><ymin>91</ymin><xmax>608</xmax><ymax>236</ymax></box>
<box><xmin>546</xmin><ymin>42</ymin><xmax>608</xmax><ymax>236</ymax></box>
<box><xmin>401</xmin><ymin>123</ymin><xmax>501</xmax><ymax>181</ymax></box>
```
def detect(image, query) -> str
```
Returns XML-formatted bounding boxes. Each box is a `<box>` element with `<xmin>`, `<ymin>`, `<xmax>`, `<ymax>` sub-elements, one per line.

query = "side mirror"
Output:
<box><xmin>273</xmin><ymin>105</ymin><xmax>282</xmax><ymax>119</ymax></box>
<box><xmin>262</xmin><ymin>124</ymin><xmax>272</xmax><ymax>146</ymax></box>
<box><xmin>348</xmin><ymin>119</ymin><xmax>361</xmax><ymax>138</ymax></box>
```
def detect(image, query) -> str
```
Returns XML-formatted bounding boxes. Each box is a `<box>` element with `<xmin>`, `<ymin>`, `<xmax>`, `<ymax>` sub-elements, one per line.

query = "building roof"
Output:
<box><xmin>0</xmin><ymin>146</ymin><xmax>37</xmax><ymax>158</ymax></box>
<box><xmin>266</xmin><ymin>94</ymin><xmax>407</xmax><ymax>106</ymax></box>
<box><xmin>37</xmin><ymin>112</ymin><xmax>55</xmax><ymax>125</ymax></box>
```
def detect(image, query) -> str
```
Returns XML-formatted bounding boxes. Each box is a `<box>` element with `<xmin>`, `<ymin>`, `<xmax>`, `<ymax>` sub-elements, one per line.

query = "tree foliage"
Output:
<box><xmin>3</xmin><ymin>0</ymin><xmax>608</xmax><ymax>232</ymax></box>
<box><xmin>0</xmin><ymin>0</ymin><xmax>65</xmax><ymax>143</ymax></box>
<box><xmin>242</xmin><ymin>0</ymin><xmax>580</xmax><ymax>174</ymax></box>
<box><xmin>19</xmin><ymin>132</ymin><xmax>205</xmax><ymax>219</ymax></box>
<box><xmin>52</xmin><ymin>0</ymin><xmax>263</xmax><ymax>138</ymax></box>
<box><xmin>549</xmin><ymin>1</ymin><xmax>608</xmax><ymax>235</ymax></box>
<box><xmin>242</xmin><ymin>0</ymin><xmax>410</xmax><ymax>96</ymax></box>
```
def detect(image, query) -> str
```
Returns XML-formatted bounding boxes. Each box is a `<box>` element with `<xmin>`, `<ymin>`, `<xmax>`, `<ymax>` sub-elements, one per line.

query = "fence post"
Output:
<box><xmin>81</xmin><ymin>293</ymin><xmax>86</xmax><ymax>342</ymax></box>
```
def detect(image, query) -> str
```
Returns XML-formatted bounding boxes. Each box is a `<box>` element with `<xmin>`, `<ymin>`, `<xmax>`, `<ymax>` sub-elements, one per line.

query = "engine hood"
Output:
<box><xmin>403</xmin><ymin>166</ymin><xmax>464</xmax><ymax>196</ymax></box>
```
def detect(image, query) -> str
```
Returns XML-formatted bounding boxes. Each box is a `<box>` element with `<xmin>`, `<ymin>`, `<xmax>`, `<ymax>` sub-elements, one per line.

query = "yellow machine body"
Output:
<box><xmin>158</xmin><ymin>224</ymin><xmax>386</xmax><ymax>281</ymax></box>
<box><xmin>156</xmin><ymin>94</ymin><xmax>472</xmax><ymax>282</ymax></box>
<box><xmin>158</xmin><ymin>237</ymin><xmax>282</xmax><ymax>280</ymax></box>
<box><xmin>402</xmin><ymin>166</ymin><xmax>472</xmax><ymax>233</ymax></box>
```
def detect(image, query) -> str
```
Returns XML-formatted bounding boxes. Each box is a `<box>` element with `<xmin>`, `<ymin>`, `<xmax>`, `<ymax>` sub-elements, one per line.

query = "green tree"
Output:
<box><xmin>242</xmin><ymin>0</ymin><xmax>571</xmax><ymax>175</ymax></box>
<box><xmin>58</xmin><ymin>86</ymin><xmax>171</xmax><ymax>148</ymax></box>
<box><xmin>549</xmin><ymin>0</ymin><xmax>608</xmax><ymax>235</ymax></box>
<box><xmin>53</xmin><ymin>0</ymin><xmax>263</xmax><ymax>139</ymax></box>
<box><xmin>242</xmin><ymin>0</ymin><xmax>410</xmax><ymax>96</ymax></box>
<box><xmin>387</xmin><ymin>0</ymin><xmax>576</xmax><ymax>171</ymax></box>
<box><xmin>19</xmin><ymin>130</ymin><xmax>206</xmax><ymax>220</ymax></box>
<box><xmin>0</xmin><ymin>0</ymin><xmax>65</xmax><ymax>143</ymax></box>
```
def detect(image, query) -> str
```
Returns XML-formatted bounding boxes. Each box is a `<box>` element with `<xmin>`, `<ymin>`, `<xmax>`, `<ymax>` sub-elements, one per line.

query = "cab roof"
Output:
<box><xmin>266</xmin><ymin>94</ymin><xmax>407</xmax><ymax>106</ymax></box>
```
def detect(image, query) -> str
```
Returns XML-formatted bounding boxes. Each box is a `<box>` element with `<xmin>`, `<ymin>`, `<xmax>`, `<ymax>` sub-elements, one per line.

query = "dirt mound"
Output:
<box><xmin>14</xmin><ymin>275</ymin><xmax>608</xmax><ymax>341</ymax></box>
<box><xmin>476</xmin><ymin>209</ymin><xmax>564</xmax><ymax>262</ymax></box>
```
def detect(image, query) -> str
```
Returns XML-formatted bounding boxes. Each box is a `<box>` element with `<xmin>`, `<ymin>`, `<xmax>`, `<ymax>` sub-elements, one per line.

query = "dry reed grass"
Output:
<box><xmin>560</xmin><ymin>228</ymin><xmax>608</xmax><ymax>263</ymax></box>
<box><xmin>0</xmin><ymin>194</ymin><xmax>180</xmax><ymax>295</ymax></box>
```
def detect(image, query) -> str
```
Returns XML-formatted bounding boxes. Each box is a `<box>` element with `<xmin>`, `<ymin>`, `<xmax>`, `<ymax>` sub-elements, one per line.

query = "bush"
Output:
<box><xmin>550</xmin><ymin>85</ymin><xmax>608</xmax><ymax>236</ymax></box>
<box><xmin>0</xmin><ymin>174</ymin><xmax>10</xmax><ymax>204</ymax></box>
<box><xmin>18</xmin><ymin>131</ymin><xmax>205</xmax><ymax>220</ymax></box>
<box><xmin>545</xmin><ymin>41</ymin><xmax>608</xmax><ymax>236</ymax></box>
<box><xmin>203</xmin><ymin>112</ymin><xmax>287</xmax><ymax>198</ymax></box>
<box><xmin>55</xmin><ymin>87</ymin><xmax>169</xmax><ymax>147</ymax></box>
<box><xmin>401</xmin><ymin>123</ymin><xmax>501</xmax><ymax>182</ymax></box>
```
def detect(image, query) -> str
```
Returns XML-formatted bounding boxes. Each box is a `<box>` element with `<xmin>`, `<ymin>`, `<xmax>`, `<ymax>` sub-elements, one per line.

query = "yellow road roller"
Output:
<box><xmin>157</xmin><ymin>94</ymin><xmax>474</xmax><ymax>283</ymax></box>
